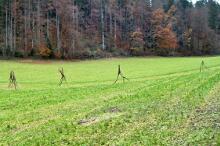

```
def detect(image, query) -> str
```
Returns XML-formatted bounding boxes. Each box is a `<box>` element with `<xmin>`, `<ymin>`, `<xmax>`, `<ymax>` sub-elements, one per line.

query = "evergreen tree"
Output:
<box><xmin>195</xmin><ymin>0</ymin><xmax>207</xmax><ymax>8</ymax></box>
<box><xmin>208</xmin><ymin>0</ymin><xmax>219</xmax><ymax>30</ymax></box>
<box><xmin>164</xmin><ymin>0</ymin><xmax>174</xmax><ymax>12</ymax></box>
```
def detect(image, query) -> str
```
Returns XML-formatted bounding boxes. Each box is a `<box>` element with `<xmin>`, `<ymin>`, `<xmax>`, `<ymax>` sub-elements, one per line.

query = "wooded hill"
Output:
<box><xmin>0</xmin><ymin>0</ymin><xmax>220</xmax><ymax>59</ymax></box>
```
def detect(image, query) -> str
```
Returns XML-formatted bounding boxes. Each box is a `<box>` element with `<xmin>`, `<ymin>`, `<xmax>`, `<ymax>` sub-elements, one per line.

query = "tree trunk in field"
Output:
<box><xmin>109</xmin><ymin>8</ymin><xmax>112</xmax><ymax>36</ymax></box>
<box><xmin>56</xmin><ymin>11</ymin><xmax>61</xmax><ymax>53</ymax></box>
<box><xmin>37</xmin><ymin>0</ymin><xmax>40</xmax><ymax>50</ymax></box>
<box><xmin>71</xmin><ymin>2</ymin><xmax>75</xmax><ymax>57</ymax></box>
<box><xmin>5</xmin><ymin>4</ymin><xmax>8</xmax><ymax>57</ymax></box>
<box><xmin>101</xmin><ymin>0</ymin><xmax>105</xmax><ymax>50</ymax></box>
<box><xmin>28</xmin><ymin>0</ymin><xmax>31</xmax><ymax>29</ymax></box>
<box><xmin>8</xmin><ymin>1</ymin><xmax>12</xmax><ymax>55</ymax></box>
<box><xmin>27</xmin><ymin>0</ymin><xmax>31</xmax><ymax>53</ymax></box>
<box><xmin>13</xmin><ymin>16</ymin><xmax>16</xmax><ymax>56</ymax></box>
<box><xmin>24</xmin><ymin>1</ymin><xmax>28</xmax><ymax>57</ymax></box>
<box><xmin>114</xmin><ymin>16</ymin><xmax>117</xmax><ymax>48</ymax></box>
<box><xmin>13</xmin><ymin>0</ymin><xmax>17</xmax><ymax>56</ymax></box>
<box><xmin>46</xmin><ymin>12</ymin><xmax>49</xmax><ymax>40</ymax></box>
<box><xmin>10</xmin><ymin>4</ymin><xmax>13</xmax><ymax>55</ymax></box>
<box><xmin>31</xmin><ymin>2</ymin><xmax>35</xmax><ymax>52</ymax></box>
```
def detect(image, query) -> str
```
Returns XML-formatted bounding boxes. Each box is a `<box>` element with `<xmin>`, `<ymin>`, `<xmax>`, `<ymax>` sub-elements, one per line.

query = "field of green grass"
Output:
<box><xmin>0</xmin><ymin>57</ymin><xmax>220</xmax><ymax>145</ymax></box>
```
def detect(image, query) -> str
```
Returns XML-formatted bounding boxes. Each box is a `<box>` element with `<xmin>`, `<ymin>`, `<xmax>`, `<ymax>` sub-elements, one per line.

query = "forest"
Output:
<box><xmin>0</xmin><ymin>0</ymin><xmax>220</xmax><ymax>59</ymax></box>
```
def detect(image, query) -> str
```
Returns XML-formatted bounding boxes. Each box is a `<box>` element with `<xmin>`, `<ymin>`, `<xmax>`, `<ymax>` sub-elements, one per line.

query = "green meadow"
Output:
<box><xmin>0</xmin><ymin>57</ymin><xmax>220</xmax><ymax>145</ymax></box>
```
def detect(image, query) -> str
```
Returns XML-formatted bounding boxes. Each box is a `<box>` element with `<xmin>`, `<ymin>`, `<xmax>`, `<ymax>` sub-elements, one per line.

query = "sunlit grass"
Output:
<box><xmin>0</xmin><ymin>56</ymin><xmax>220</xmax><ymax>145</ymax></box>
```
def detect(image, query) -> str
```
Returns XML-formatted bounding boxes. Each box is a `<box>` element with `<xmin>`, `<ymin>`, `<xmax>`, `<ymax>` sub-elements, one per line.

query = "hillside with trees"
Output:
<box><xmin>0</xmin><ymin>0</ymin><xmax>220</xmax><ymax>59</ymax></box>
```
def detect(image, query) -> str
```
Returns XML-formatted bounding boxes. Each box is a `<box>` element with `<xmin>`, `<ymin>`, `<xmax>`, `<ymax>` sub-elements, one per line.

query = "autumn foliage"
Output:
<box><xmin>151</xmin><ymin>7</ymin><xmax>178</xmax><ymax>56</ymax></box>
<box><xmin>130</xmin><ymin>28</ymin><xmax>145</xmax><ymax>55</ymax></box>
<box><xmin>156</xmin><ymin>26</ymin><xmax>178</xmax><ymax>55</ymax></box>
<box><xmin>1</xmin><ymin>0</ymin><xmax>220</xmax><ymax>58</ymax></box>
<box><xmin>38</xmin><ymin>45</ymin><xmax>52</xmax><ymax>58</ymax></box>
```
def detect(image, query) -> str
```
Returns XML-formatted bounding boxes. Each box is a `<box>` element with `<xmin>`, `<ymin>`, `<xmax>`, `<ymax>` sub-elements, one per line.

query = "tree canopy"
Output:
<box><xmin>0</xmin><ymin>0</ymin><xmax>220</xmax><ymax>59</ymax></box>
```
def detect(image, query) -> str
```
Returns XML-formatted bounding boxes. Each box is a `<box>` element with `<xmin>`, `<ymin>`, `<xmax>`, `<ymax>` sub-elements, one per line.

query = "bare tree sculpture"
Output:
<box><xmin>8</xmin><ymin>71</ymin><xmax>17</xmax><ymax>89</ymax></box>
<box><xmin>114</xmin><ymin>65</ymin><xmax>129</xmax><ymax>84</ymax></box>
<box><xmin>200</xmin><ymin>60</ymin><xmax>207</xmax><ymax>72</ymax></box>
<box><xmin>59</xmin><ymin>68</ymin><xmax>66</xmax><ymax>86</ymax></box>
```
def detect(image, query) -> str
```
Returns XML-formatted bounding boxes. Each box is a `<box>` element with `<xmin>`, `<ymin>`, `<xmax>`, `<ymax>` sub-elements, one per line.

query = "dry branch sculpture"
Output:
<box><xmin>8</xmin><ymin>71</ymin><xmax>17</xmax><ymax>89</ymax></box>
<box><xmin>114</xmin><ymin>65</ymin><xmax>129</xmax><ymax>84</ymax></box>
<box><xmin>200</xmin><ymin>60</ymin><xmax>207</xmax><ymax>72</ymax></box>
<box><xmin>59</xmin><ymin>68</ymin><xmax>66</xmax><ymax>86</ymax></box>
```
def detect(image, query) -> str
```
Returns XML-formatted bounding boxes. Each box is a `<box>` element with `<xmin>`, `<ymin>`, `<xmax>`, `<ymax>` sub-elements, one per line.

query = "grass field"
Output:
<box><xmin>0</xmin><ymin>57</ymin><xmax>220</xmax><ymax>145</ymax></box>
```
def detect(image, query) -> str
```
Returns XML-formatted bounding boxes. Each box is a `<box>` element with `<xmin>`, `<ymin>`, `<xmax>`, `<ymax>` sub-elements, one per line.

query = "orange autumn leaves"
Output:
<box><xmin>156</xmin><ymin>26</ymin><xmax>178</xmax><ymax>52</ymax></box>
<box><xmin>152</xmin><ymin>6</ymin><xmax>178</xmax><ymax>55</ymax></box>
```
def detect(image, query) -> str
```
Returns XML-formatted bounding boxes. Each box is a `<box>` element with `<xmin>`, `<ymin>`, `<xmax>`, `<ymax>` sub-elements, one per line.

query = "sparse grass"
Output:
<box><xmin>0</xmin><ymin>57</ymin><xmax>220</xmax><ymax>145</ymax></box>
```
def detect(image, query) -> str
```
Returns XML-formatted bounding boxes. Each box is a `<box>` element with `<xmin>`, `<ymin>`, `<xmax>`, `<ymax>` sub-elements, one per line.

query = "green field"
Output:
<box><xmin>0</xmin><ymin>57</ymin><xmax>220</xmax><ymax>145</ymax></box>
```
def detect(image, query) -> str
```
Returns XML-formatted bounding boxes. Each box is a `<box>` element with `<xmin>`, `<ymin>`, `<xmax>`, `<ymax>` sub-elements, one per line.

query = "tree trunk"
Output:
<box><xmin>101</xmin><ymin>0</ymin><xmax>105</xmax><ymax>50</ymax></box>
<box><xmin>5</xmin><ymin>4</ymin><xmax>8</xmax><ymax>57</ymax></box>
<box><xmin>56</xmin><ymin>11</ymin><xmax>61</xmax><ymax>53</ymax></box>
<box><xmin>71</xmin><ymin>2</ymin><xmax>76</xmax><ymax>58</ymax></box>
<box><xmin>24</xmin><ymin>1</ymin><xmax>28</xmax><ymax>57</ymax></box>
<box><xmin>10</xmin><ymin>2</ymin><xmax>13</xmax><ymax>55</ymax></box>
<box><xmin>13</xmin><ymin>0</ymin><xmax>17</xmax><ymax>56</ymax></box>
<box><xmin>37</xmin><ymin>0</ymin><xmax>40</xmax><ymax>50</ymax></box>
<box><xmin>114</xmin><ymin>16</ymin><xmax>117</xmax><ymax>48</ymax></box>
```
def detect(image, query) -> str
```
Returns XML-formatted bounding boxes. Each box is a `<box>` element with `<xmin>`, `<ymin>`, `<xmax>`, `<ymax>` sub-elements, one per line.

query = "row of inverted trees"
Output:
<box><xmin>0</xmin><ymin>0</ymin><xmax>220</xmax><ymax>59</ymax></box>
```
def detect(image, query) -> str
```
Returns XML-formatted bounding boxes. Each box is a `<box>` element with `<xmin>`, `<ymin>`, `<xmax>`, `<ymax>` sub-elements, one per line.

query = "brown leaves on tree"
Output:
<box><xmin>152</xmin><ymin>7</ymin><xmax>178</xmax><ymax>55</ymax></box>
<box><xmin>156</xmin><ymin>26</ymin><xmax>178</xmax><ymax>52</ymax></box>
<box><xmin>38</xmin><ymin>45</ymin><xmax>52</xmax><ymax>58</ymax></box>
<box><xmin>183</xmin><ymin>28</ymin><xmax>192</xmax><ymax>49</ymax></box>
<box><xmin>130</xmin><ymin>28</ymin><xmax>145</xmax><ymax>54</ymax></box>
